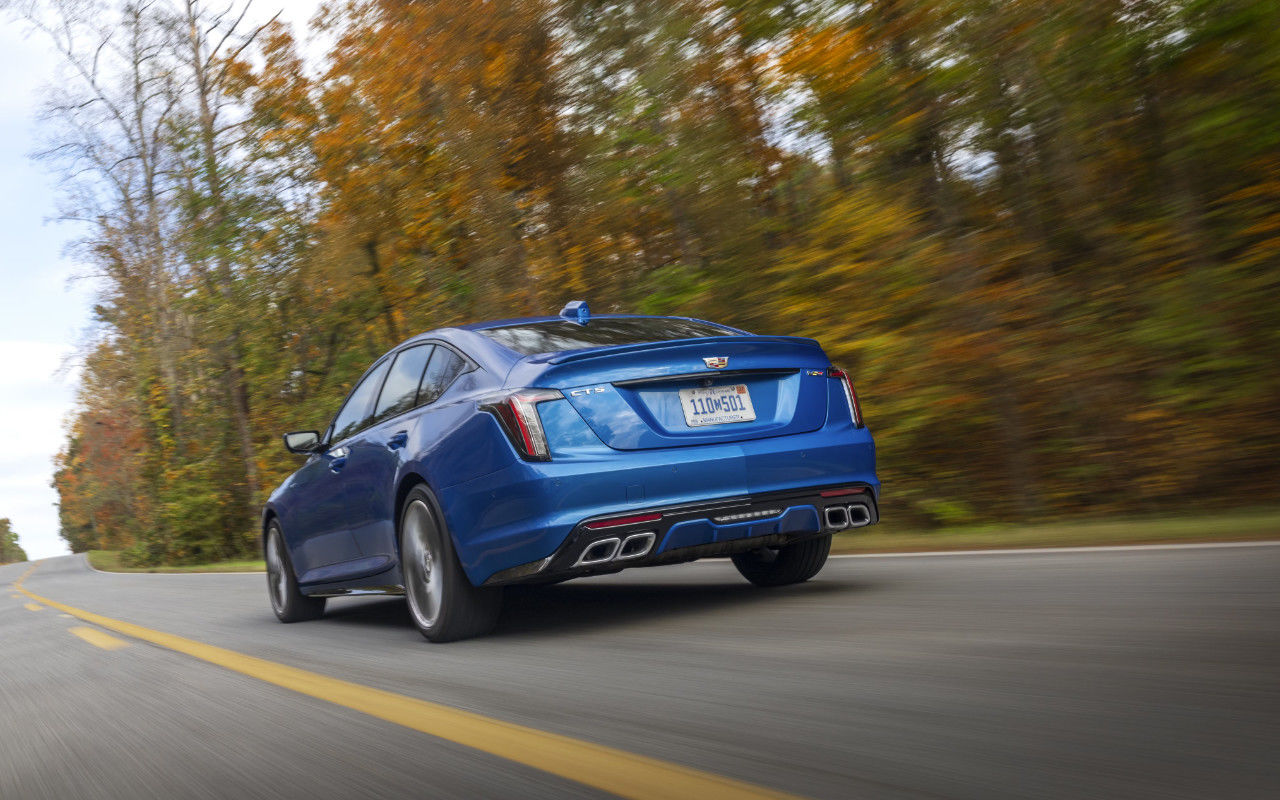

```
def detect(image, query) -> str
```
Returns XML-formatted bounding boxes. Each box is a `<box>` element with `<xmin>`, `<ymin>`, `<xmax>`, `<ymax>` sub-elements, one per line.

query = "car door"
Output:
<box><xmin>288</xmin><ymin>357</ymin><xmax>392</xmax><ymax>579</ymax></box>
<box><xmin>343</xmin><ymin>343</ymin><xmax>437</xmax><ymax>559</ymax></box>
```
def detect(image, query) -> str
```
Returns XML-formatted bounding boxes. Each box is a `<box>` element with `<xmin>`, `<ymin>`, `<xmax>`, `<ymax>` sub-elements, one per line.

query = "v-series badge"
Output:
<box><xmin>569</xmin><ymin>387</ymin><xmax>606</xmax><ymax>397</ymax></box>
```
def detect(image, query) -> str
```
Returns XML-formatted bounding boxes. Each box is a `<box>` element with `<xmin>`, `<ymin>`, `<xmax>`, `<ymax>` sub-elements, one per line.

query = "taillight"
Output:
<box><xmin>827</xmin><ymin>367</ymin><xmax>863</xmax><ymax>427</ymax></box>
<box><xmin>481</xmin><ymin>389</ymin><xmax>563</xmax><ymax>461</ymax></box>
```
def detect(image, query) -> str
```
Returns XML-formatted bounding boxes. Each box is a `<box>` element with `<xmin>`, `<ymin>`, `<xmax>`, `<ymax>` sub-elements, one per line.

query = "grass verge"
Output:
<box><xmin>831</xmin><ymin>508</ymin><xmax>1280</xmax><ymax>555</ymax></box>
<box><xmin>86</xmin><ymin>550</ymin><xmax>265</xmax><ymax>573</ymax></box>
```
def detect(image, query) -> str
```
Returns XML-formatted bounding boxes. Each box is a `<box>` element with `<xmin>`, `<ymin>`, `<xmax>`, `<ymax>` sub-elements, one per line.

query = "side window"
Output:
<box><xmin>330</xmin><ymin>358</ymin><xmax>392</xmax><ymax>443</ymax></box>
<box><xmin>417</xmin><ymin>346</ymin><xmax>468</xmax><ymax>406</ymax></box>
<box><xmin>373</xmin><ymin>345</ymin><xmax>435</xmax><ymax>424</ymax></box>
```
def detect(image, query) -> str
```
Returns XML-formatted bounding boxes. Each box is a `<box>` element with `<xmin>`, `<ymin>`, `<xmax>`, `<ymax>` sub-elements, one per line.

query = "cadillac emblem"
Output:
<box><xmin>703</xmin><ymin>356</ymin><xmax>729</xmax><ymax>369</ymax></box>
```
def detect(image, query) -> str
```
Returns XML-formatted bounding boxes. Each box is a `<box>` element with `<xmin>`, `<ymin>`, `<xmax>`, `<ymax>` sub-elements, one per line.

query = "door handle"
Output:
<box><xmin>386</xmin><ymin>431</ymin><xmax>409</xmax><ymax>450</ymax></box>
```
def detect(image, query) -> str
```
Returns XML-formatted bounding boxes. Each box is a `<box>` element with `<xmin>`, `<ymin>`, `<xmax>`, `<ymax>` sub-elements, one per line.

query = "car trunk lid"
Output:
<box><xmin>515</xmin><ymin>337</ymin><xmax>831</xmax><ymax>450</ymax></box>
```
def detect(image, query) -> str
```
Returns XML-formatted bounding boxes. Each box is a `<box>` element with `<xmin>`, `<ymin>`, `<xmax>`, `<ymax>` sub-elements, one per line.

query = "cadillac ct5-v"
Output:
<box><xmin>263</xmin><ymin>302</ymin><xmax>879</xmax><ymax>641</ymax></box>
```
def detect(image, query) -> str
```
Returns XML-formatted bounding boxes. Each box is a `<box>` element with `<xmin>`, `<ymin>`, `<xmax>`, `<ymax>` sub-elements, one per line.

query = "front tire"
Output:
<box><xmin>266</xmin><ymin>523</ymin><xmax>326</xmax><ymax>622</ymax></box>
<box><xmin>400</xmin><ymin>487</ymin><xmax>502</xmax><ymax>642</ymax></box>
<box><xmin>730</xmin><ymin>534</ymin><xmax>832</xmax><ymax>587</ymax></box>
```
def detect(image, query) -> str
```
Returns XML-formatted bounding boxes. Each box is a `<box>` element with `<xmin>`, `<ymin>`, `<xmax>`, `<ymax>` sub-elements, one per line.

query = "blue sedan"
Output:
<box><xmin>263</xmin><ymin>303</ymin><xmax>880</xmax><ymax>641</ymax></box>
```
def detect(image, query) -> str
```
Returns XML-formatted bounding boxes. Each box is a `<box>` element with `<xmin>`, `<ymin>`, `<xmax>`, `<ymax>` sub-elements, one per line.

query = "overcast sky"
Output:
<box><xmin>0</xmin><ymin>2</ymin><xmax>321</xmax><ymax>559</ymax></box>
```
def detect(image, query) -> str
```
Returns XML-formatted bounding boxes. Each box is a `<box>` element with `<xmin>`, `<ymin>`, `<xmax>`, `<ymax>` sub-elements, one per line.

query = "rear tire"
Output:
<box><xmin>400</xmin><ymin>486</ymin><xmax>503</xmax><ymax>642</ymax></box>
<box><xmin>730</xmin><ymin>534</ymin><xmax>832</xmax><ymax>587</ymax></box>
<box><xmin>266</xmin><ymin>523</ymin><xmax>326</xmax><ymax>622</ymax></box>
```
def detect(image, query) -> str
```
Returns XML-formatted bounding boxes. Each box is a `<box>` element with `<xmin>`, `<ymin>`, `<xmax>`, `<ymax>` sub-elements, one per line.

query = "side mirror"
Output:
<box><xmin>283</xmin><ymin>431</ymin><xmax>322</xmax><ymax>454</ymax></box>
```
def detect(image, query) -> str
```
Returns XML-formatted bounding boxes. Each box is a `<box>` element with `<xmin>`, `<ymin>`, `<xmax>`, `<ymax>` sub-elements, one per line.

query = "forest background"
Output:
<box><xmin>17</xmin><ymin>0</ymin><xmax>1278</xmax><ymax>565</ymax></box>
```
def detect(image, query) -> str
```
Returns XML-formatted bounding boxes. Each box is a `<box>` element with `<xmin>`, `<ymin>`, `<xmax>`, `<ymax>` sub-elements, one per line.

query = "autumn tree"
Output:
<box><xmin>29</xmin><ymin>0</ymin><xmax>1280</xmax><ymax>556</ymax></box>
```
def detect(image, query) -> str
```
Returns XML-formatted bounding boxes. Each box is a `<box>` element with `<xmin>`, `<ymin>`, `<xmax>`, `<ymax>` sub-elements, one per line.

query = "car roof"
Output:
<box><xmin>384</xmin><ymin>313</ymin><xmax>748</xmax><ymax>381</ymax></box>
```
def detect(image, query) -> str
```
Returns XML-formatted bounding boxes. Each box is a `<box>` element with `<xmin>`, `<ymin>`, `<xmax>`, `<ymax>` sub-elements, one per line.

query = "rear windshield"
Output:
<box><xmin>479</xmin><ymin>318</ymin><xmax>739</xmax><ymax>356</ymax></box>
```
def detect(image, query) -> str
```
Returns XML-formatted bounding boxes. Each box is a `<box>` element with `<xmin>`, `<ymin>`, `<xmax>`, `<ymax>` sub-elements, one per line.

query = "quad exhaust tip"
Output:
<box><xmin>575</xmin><ymin>537</ymin><xmax>620</xmax><ymax>567</ymax></box>
<box><xmin>846</xmin><ymin>503</ymin><xmax>872</xmax><ymax>528</ymax></box>
<box><xmin>616</xmin><ymin>532</ymin><xmax>656</xmax><ymax>560</ymax></box>
<box><xmin>824</xmin><ymin>505</ymin><xmax>850</xmax><ymax>530</ymax></box>
<box><xmin>574</xmin><ymin>531</ymin><xmax>657</xmax><ymax>568</ymax></box>
<box><xmin>825</xmin><ymin>502</ymin><xmax>872</xmax><ymax>531</ymax></box>
<box><xmin>576</xmin><ymin>498</ymin><xmax>872</xmax><ymax>567</ymax></box>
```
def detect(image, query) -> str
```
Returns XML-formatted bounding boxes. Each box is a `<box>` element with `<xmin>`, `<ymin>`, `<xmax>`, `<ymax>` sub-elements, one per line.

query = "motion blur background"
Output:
<box><xmin>2</xmin><ymin>0</ymin><xmax>1277</xmax><ymax>565</ymax></box>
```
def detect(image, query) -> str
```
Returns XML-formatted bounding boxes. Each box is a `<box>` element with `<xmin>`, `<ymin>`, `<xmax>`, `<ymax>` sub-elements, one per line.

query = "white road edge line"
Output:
<box><xmin>827</xmin><ymin>540</ymin><xmax>1280</xmax><ymax>558</ymax></box>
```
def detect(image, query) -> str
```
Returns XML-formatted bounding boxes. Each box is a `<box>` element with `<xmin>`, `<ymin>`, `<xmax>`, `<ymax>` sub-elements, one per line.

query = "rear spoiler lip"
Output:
<box><xmin>524</xmin><ymin>335</ymin><xmax>823</xmax><ymax>367</ymax></box>
<box><xmin>610</xmin><ymin>367</ymin><xmax>797</xmax><ymax>388</ymax></box>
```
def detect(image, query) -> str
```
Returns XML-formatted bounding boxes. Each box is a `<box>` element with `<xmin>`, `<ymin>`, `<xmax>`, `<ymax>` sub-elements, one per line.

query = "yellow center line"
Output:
<box><xmin>69</xmin><ymin>626</ymin><xmax>130</xmax><ymax>650</ymax></box>
<box><xmin>16</xmin><ymin>561</ymin><xmax>800</xmax><ymax>800</ymax></box>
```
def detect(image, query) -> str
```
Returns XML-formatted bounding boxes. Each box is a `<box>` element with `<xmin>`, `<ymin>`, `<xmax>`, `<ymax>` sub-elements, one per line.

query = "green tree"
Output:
<box><xmin>0</xmin><ymin>519</ymin><xmax>28</xmax><ymax>564</ymax></box>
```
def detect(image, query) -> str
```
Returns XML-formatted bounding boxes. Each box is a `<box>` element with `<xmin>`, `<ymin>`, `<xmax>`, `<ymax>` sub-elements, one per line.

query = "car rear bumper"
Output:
<box><xmin>480</xmin><ymin>482</ymin><xmax>878</xmax><ymax>586</ymax></box>
<box><xmin>438</xmin><ymin>423</ymin><xmax>879</xmax><ymax>585</ymax></box>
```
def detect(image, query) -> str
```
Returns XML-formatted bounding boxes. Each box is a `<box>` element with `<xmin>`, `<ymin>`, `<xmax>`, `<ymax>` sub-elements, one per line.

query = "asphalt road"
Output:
<box><xmin>3</xmin><ymin>543</ymin><xmax>1278</xmax><ymax>799</ymax></box>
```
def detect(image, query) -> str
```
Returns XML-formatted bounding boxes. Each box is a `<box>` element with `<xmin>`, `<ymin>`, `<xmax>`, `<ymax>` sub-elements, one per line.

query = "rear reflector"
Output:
<box><xmin>820</xmin><ymin>487</ymin><xmax>867</xmax><ymax>498</ymax></box>
<box><xmin>585</xmin><ymin>512</ymin><xmax>662</xmax><ymax>530</ymax></box>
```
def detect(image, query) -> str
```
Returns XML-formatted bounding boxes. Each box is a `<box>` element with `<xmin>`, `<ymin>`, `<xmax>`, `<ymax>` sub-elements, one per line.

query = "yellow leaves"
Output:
<box><xmin>482</xmin><ymin>42</ymin><xmax>515</xmax><ymax>89</ymax></box>
<box><xmin>1125</xmin><ymin>408</ymin><xmax>1172</xmax><ymax>424</ymax></box>
<box><xmin>777</xmin><ymin>24</ymin><xmax>879</xmax><ymax>95</ymax></box>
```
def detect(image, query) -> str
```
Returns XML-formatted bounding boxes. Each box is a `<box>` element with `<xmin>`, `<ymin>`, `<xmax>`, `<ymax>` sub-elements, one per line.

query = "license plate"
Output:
<box><xmin>679</xmin><ymin>384</ymin><xmax>756</xmax><ymax>427</ymax></box>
